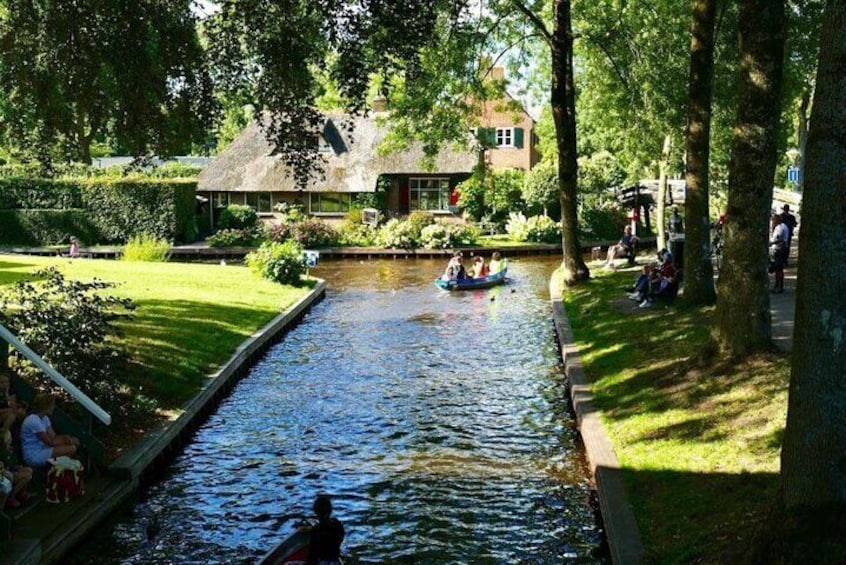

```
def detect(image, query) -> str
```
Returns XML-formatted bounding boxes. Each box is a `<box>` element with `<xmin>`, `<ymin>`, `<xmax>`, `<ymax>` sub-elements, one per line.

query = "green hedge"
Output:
<box><xmin>81</xmin><ymin>179</ymin><xmax>197</xmax><ymax>243</ymax></box>
<box><xmin>0</xmin><ymin>177</ymin><xmax>198</xmax><ymax>244</ymax></box>
<box><xmin>0</xmin><ymin>178</ymin><xmax>85</xmax><ymax>209</ymax></box>
<box><xmin>0</xmin><ymin>210</ymin><xmax>100</xmax><ymax>246</ymax></box>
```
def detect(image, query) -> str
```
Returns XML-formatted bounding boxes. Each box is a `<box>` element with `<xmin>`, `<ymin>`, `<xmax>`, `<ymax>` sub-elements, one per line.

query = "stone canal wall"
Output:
<box><xmin>550</xmin><ymin>275</ymin><xmax>645</xmax><ymax>565</ymax></box>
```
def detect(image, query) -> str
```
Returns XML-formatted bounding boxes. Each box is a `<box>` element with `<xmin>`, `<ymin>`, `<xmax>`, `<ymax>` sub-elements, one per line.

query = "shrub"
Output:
<box><xmin>268</xmin><ymin>222</ymin><xmax>294</xmax><ymax>243</ymax></box>
<box><xmin>377</xmin><ymin>218</ymin><xmax>417</xmax><ymax>249</ymax></box>
<box><xmin>525</xmin><ymin>214</ymin><xmax>561</xmax><ymax>243</ymax></box>
<box><xmin>207</xmin><ymin>228</ymin><xmax>260</xmax><ymax>248</ymax></box>
<box><xmin>579</xmin><ymin>204</ymin><xmax>627</xmax><ymax>241</ymax></box>
<box><xmin>420</xmin><ymin>223</ymin><xmax>452</xmax><ymax>249</ymax></box>
<box><xmin>291</xmin><ymin>218</ymin><xmax>339</xmax><ymax>248</ymax></box>
<box><xmin>406</xmin><ymin>211</ymin><xmax>435</xmax><ymax>240</ymax></box>
<box><xmin>506</xmin><ymin>212</ymin><xmax>530</xmax><ymax>242</ymax></box>
<box><xmin>217</xmin><ymin>204</ymin><xmax>258</xmax><ymax>230</ymax></box>
<box><xmin>0</xmin><ymin>268</ymin><xmax>139</xmax><ymax>419</ymax></box>
<box><xmin>246</xmin><ymin>240</ymin><xmax>306</xmax><ymax>286</ymax></box>
<box><xmin>273</xmin><ymin>202</ymin><xmax>308</xmax><ymax>223</ymax></box>
<box><xmin>121</xmin><ymin>233</ymin><xmax>172</xmax><ymax>262</ymax></box>
<box><xmin>419</xmin><ymin>222</ymin><xmax>480</xmax><ymax>249</ymax></box>
<box><xmin>338</xmin><ymin>223</ymin><xmax>378</xmax><ymax>247</ymax></box>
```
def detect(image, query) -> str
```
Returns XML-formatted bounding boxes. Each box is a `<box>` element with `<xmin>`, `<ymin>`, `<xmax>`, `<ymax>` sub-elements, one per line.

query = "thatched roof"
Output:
<box><xmin>198</xmin><ymin>113</ymin><xmax>478</xmax><ymax>193</ymax></box>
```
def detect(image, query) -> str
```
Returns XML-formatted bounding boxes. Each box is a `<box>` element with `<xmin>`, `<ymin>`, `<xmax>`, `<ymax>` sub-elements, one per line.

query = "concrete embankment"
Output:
<box><xmin>2</xmin><ymin>281</ymin><xmax>326</xmax><ymax>565</ymax></box>
<box><xmin>550</xmin><ymin>275</ymin><xmax>645</xmax><ymax>565</ymax></box>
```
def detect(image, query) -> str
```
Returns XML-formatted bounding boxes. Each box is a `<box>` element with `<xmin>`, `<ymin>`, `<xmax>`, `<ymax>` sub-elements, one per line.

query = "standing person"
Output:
<box><xmin>20</xmin><ymin>393</ymin><xmax>80</xmax><ymax>468</ymax></box>
<box><xmin>769</xmin><ymin>214</ymin><xmax>789</xmax><ymax>294</ymax></box>
<box><xmin>779</xmin><ymin>204</ymin><xmax>798</xmax><ymax>262</ymax></box>
<box><xmin>68</xmin><ymin>236</ymin><xmax>80</xmax><ymax>258</ymax></box>
<box><xmin>307</xmin><ymin>494</ymin><xmax>345</xmax><ymax>565</ymax></box>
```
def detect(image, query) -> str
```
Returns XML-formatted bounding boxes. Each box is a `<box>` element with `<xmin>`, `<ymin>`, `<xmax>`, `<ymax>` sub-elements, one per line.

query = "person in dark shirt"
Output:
<box><xmin>307</xmin><ymin>494</ymin><xmax>345</xmax><ymax>565</ymax></box>
<box><xmin>779</xmin><ymin>204</ymin><xmax>798</xmax><ymax>263</ymax></box>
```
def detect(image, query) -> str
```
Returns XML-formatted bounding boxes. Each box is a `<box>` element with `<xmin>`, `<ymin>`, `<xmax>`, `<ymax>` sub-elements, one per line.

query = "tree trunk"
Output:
<box><xmin>656</xmin><ymin>135</ymin><xmax>671</xmax><ymax>252</ymax></box>
<box><xmin>748</xmin><ymin>3</ymin><xmax>846</xmax><ymax>560</ymax></box>
<box><xmin>682</xmin><ymin>0</ymin><xmax>717</xmax><ymax>306</ymax></box>
<box><xmin>551</xmin><ymin>0</ymin><xmax>589</xmax><ymax>285</ymax></box>
<box><xmin>713</xmin><ymin>0</ymin><xmax>785</xmax><ymax>356</ymax></box>
<box><xmin>781</xmin><ymin>0</ymin><xmax>846</xmax><ymax>514</ymax></box>
<box><xmin>797</xmin><ymin>91</ymin><xmax>810</xmax><ymax>192</ymax></box>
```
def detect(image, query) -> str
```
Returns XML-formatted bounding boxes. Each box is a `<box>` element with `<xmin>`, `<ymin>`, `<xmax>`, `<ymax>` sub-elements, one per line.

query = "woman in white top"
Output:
<box><xmin>21</xmin><ymin>393</ymin><xmax>80</xmax><ymax>468</ymax></box>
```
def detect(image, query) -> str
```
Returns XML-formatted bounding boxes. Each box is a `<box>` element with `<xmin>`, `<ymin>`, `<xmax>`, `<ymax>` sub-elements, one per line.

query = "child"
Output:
<box><xmin>488</xmin><ymin>251</ymin><xmax>505</xmax><ymax>275</ymax></box>
<box><xmin>0</xmin><ymin>430</ymin><xmax>33</xmax><ymax>510</ymax></box>
<box><xmin>69</xmin><ymin>236</ymin><xmax>80</xmax><ymax>258</ymax></box>
<box><xmin>21</xmin><ymin>393</ymin><xmax>80</xmax><ymax>468</ymax></box>
<box><xmin>441</xmin><ymin>266</ymin><xmax>457</xmax><ymax>281</ymax></box>
<box><xmin>472</xmin><ymin>256</ymin><xmax>489</xmax><ymax>278</ymax></box>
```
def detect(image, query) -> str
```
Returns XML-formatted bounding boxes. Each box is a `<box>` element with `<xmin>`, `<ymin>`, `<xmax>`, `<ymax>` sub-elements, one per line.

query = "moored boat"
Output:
<box><xmin>434</xmin><ymin>268</ymin><xmax>508</xmax><ymax>291</ymax></box>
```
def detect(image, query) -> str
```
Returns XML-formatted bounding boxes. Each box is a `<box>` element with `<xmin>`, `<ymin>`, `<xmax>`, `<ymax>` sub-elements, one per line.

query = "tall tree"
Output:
<box><xmin>712</xmin><ymin>0</ymin><xmax>785</xmax><ymax>356</ymax></box>
<box><xmin>682</xmin><ymin>0</ymin><xmax>717</xmax><ymax>305</ymax></box>
<box><xmin>761</xmin><ymin>0</ymin><xmax>846</xmax><ymax>559</ymax></box>
<box><xmin>0</xmin><ymin>0</ymin><xmax>215</xmax><ymax>165</ymax></box>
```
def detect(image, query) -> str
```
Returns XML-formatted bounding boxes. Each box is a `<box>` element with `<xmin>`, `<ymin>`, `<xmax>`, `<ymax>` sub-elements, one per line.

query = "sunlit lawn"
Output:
<box><xmin>560</xmin><ymin>261</ymin><xmax>788</xmax><ymax>562</ymax></box>
<box><xmin>0</xmin><ymin>254</ymin><xmax>309</xmax><ymax>408</ymax></box>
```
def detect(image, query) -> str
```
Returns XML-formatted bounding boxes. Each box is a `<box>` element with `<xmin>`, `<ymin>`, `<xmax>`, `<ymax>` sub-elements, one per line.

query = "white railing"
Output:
<box><xmin>0</xmin><ymin>324</ymin><xmax>112</xmax><ymax>426</ymax></box>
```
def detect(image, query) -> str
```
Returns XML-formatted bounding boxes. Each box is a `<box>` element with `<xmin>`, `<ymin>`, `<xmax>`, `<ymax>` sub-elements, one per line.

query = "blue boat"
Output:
<box><xmin>435</xmin><ymin>268</ymin><xmax>508</xmax><ymax>291</ymax></box>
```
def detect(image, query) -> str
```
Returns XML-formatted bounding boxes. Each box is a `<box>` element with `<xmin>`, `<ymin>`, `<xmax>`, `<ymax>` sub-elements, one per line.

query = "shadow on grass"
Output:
<box><xmin>565</xmin><ymin>272</ymin><xmax>789</xmax><ymax>454</ymax></box>
<box><xmin>617</xmin><ymin>466</ymin><xmax>778</xmax><ymax>563</ymax></box>
<box><xmin>119</xmin><ymin>298</ymin><xmax>287</xmax><ymax>408</ymax></box>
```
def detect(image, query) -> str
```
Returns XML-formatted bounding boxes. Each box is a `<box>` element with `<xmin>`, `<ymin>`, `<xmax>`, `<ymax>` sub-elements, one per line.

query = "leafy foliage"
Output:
<box><xmin>377</xmin><ymin>218</ymin><xmax>418</xmax><ymax>249</ymax></box>
<box><xmin>291</xmin><ymin>218</ymin><xmax>339</xmax><ymax>248</ymax></box>
<box><xmin>0</xmin><ymin>268</ymin><xmax>138</xmax><ymax>418</ymax></box>
<box><xmin>121</xmin><ymin>233</ymin><xmax>172</xmax><ymax>262</ymax></box>
<box><xmin>206</xmin><ymin>228</ymin><xmax>261</xmax><ymax>248</ymax></box>
<box><xmin>419</xmin><ymin>222</ymin><xmax>479</xmax><ymax>249</ymax></box>
<box><xmin>577</xmin><ymin>151</ymin><xmax>626</xmax><ymax>209</ymax></box>
<box><xmin>0</xmin><ymin>210</ymin><xmax>99</xmax><ymax>246</ymax></box>
<box><xmin>506</xmin><ymin>213</ymin><xmax>561</xmax><ymax>244</ymax></box>
<box><xmin>579</xmin><ymin>204</ymin><xmax>628</xmax><ymax>241</ymax></box>
<box><xmin>523</xmin><ymin>161</ymin><xmax>561</xmax><ymax>219</ymax></box>
<box><xmin>246</xmin><ymin>240</ymin><xmax>306</xmax><ymax>286</ymax></box>
<box><xmin>456</xmin><ymin>169</ymin><xmax>525</xmax><ymax>223</ymax></box>
<box><xmin>217</xmin><ymin>204</ymin><xmax>259</xmax><ymax>231</ymax></box>
<box><xmin>0</xmin><ymin>0</ymin><xmax>216</xmax><ymax>165</ymax></box>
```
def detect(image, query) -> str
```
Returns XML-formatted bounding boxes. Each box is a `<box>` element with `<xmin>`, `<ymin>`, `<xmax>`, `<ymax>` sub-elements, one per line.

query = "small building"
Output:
<box><xmin>198</xmin><ymin>92</ymin><xmax>538</xmax><ymax>227</ymax></box>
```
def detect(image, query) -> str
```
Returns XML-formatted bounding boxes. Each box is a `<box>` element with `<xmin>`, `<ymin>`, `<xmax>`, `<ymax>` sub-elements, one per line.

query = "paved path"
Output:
<box><xmin>770</xmin><ymin>261</ymin><xmax>796</xmax><ymax>352</ymax></box>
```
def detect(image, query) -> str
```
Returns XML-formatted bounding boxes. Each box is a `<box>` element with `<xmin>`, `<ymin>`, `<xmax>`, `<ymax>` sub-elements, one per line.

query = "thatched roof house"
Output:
<box><xmin>197</xmin><ymin>112</ymin><xmax>479</xmax><ymax>223</ymax></box>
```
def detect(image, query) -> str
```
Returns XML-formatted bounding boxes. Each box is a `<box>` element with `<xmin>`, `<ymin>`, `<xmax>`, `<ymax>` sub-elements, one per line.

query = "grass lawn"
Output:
<box><xmin>477</xmin><ymin>234</ymin><xmax>547</xmax><ymax>248</ymax></box>
<box><xmin>0</xmin><ymin>254</ymin><xmax>309</xmax><ymax>413</ymax></box>
<box><xmin>559</xmin><ymin>261</ymin><xmax>788</xmax><ymax>563</ymax></box>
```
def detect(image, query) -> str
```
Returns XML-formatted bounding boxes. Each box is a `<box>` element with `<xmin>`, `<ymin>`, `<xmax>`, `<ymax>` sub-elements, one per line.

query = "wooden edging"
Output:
<box><xmin>550</xmin><ymin>276</ymin><xmax>645</xmax><ymax>565</ymax></box>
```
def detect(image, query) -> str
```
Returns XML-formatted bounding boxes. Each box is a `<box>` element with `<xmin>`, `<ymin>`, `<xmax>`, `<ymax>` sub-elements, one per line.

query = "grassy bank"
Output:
<box><xmin>559</xmin><ymin>263</ymin><xmax>788</xmax><ymax>562</ymax></box>
<box><xmin>0</xmin><ymin>254</ymin><xmax>309</xmax><ymax>453</ymax></box>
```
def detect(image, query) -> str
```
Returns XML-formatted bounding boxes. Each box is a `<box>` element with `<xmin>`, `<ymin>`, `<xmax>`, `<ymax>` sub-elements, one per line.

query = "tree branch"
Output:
<box><xmin>510</xmin><ymin>0</ymin><xmax>552</xmax><ymax>45</ymax></box>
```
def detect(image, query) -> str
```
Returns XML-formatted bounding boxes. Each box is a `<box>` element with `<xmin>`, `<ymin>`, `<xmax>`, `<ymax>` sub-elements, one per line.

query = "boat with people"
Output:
<box><xmin>435</xmin><ymin>267</ymin><xmax>508</xmax><ymax>291</ymax></box>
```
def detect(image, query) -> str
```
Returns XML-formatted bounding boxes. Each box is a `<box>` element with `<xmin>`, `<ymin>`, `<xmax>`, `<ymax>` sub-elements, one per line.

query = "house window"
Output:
<box><xmin>213</xmin><ymin>192</ymin><xmax>230</xmax><ymax>208</ymax></box>
<box><xmin>310</xmin><ymin>192</ymin><xmax>352</xmax><ymax>214</ymax></box>
<box><xmin>496</xmin><ymin>127</ymin><xmax>513</xmax><ymax>147</ymax></box>
<box><xmin>409</xmin><ymin>177</ymin><xmax>451</xmax><ymax>211</ymax></box>
<box><xmin>245</xmin><ymin>192</ymin><xmax>273</xmax><ymax>215</ymax></box>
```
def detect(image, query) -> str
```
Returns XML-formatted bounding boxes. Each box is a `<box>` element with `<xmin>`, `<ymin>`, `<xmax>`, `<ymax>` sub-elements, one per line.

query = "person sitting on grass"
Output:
<box><xmin>627</xmin><ymin>264</ymin><xmax>655</xmax><ymax>302</ymax></box>
<box><xmin>605</xmin><ymin>226</ymin><xmax>638</xmax><ymax>268</ymax></box>
<box><xmin>20</xmin><ymin>393</ymin><xmax>80</xmax><ymax>468</ymax></box>
<box><xmin>638</xmin><ymin>254</ymin><xmax>677</xmax><ymax>309</ymax></box>
<box><xmin>0</xmin><ymin>430</ymin><xmax>33</xmax><ymax>510</ymax></box>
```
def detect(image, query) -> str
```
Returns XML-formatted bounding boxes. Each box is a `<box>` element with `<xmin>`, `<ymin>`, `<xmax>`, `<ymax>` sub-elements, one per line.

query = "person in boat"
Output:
<box><xmin>471</xmin><ymin>255</ymin><xmax>489</xmax><ymax>279</ymax></box>
<box><xmin>441</xmin><ymin>266</ymin><xmax>457</xmax><ymax>281</ymax></box>
<box><xmin>446</xmin><ymin>251</ymin><xmax>467</xmax><ymax>280</ymax></box>
<box><xmin>306</xmin><ymin>494</ymin><xmax>345</xmax><ymax>565</ymax></box>
<box><xmin>488</xmin><ymin>251</ymin><xmax>505</xmax><ymax>275</ymax></box>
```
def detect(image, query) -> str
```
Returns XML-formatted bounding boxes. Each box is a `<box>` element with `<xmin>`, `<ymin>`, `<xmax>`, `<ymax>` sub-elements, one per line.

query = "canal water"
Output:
<box><xmin>74</xmin><ymin>257</ymin><xmax>604</xmax><ymax>564</ymax></box>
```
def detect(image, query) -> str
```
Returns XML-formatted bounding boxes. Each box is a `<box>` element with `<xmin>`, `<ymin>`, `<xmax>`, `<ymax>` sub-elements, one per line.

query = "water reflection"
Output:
<box><xmin>73</xmin><ymin>257</ymin><xmax>603</xmax><ymax>564</ymax></box>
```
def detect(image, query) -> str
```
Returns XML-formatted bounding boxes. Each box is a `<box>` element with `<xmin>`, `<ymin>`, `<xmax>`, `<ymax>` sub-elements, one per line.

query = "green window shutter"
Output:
<box><xmin>514</xmin><ymin>127</ymin><xmax>524</xmax><ymax>148</ymax></box>
<box><xmin>478</xmin><ymin>128</ymin><xmax>496</xmax><ymax>147</ymax></box>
